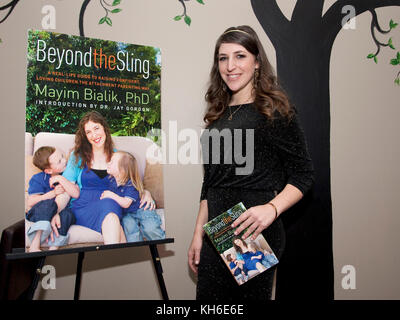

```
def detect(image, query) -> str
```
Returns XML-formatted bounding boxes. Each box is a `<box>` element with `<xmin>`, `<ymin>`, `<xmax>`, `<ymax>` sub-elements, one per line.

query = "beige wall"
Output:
<box><xmin>331</xmin><ymin>7</ymin><xmax>400</xmax><ymax>299</ymax></box>
<box><xmin>0</xmin><ymin>0</ymin><xmax>399</xmax><ymax>299</ymax></box>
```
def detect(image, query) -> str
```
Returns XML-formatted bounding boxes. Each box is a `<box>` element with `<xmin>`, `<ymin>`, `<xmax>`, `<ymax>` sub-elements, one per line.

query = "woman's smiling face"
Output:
<box><xmin>218</xmin><ymin>42</ymin><xmax>259</xmax><ymax>99</ymax></box>
<box><xmin>234</xmin><ymin>238</ymin><xmax>244</xmax><ymax>246</ymax></box>
<box><xmin>84</xmin><ymin>120</ymin><xmax>106</xmax><ymax>149</ymax></box>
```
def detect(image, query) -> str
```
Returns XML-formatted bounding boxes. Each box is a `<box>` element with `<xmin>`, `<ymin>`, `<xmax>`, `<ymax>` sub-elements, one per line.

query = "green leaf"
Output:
<box><xmin>367</xmin><ymin>53</ymin><xmax>375</xmax><ymax>59</ymax></box>
<box><xmin>397</xmin><ymin>52</ymin><xmax>400</xmax><ymax>60</ymax></box>
<box><xmin>373</xmin><ymin>56</ymin><xmax>378</xmax><ymax>64</ymax></box>
<box><xmin>99</xmin><ymin>17</ymin><xmax>106</xmax><ymax>24</ymax></box>
<box><xmin>111</xmin><ymin>8</ymin><xmax>122</xmax><ymax>13</ymax></box>
<box><xmin>390</xmin><ymin>58</ymin><xmax>399</xmax><ymax>65</ymax></box>
<box><xmin>389</xmin><ymin>19</ymin><xmax>398</xmax><ymax>29</ymax></box>
<box><xmin>112</xmin><ymin>0</ymin><xmax>121</xmax><ymax>6</ymax></box>
<box><xmin>197</xmin><ymin>0</ymin><xmax>205</xmax><ymax>4</ymax></box>
<box><xmin>388</xmin><ymin>38</ymin><xmax>395</xmax><ymax>49</ymax></box>
<box><xmin>184</xmin><ymin>15</ymin><xmax>191</xmax><ymax>26</ymax></box>
<box><xmin>105</xmin><ymin>17</ymin><xmax>112</xmax><ymax>26</ymax></box>
<box><xmin>395</xmin><ymin>78</ymin><xmax>400</xmax><ymax>85</ymax></box>
<box><xmin>173</xmin><ymin>15</ymin><xmax>182</xmax><ymax>21</ymax></box>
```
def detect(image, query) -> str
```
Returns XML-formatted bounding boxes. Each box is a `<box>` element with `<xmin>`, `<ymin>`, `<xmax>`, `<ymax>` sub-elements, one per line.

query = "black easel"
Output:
<box><xmin>74</xmin><ymin>252</ymin><xmax>85</xmax><ymax>300</ymax></box>
<box><xmin>6</xmin><ymin>238</ymin><xmax>174</xmax><ymax>300</ymax></box>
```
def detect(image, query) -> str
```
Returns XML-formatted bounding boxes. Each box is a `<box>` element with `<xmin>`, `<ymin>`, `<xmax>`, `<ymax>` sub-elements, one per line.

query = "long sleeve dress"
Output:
<box><xmin>197</xmin><ymin>103</ymin><xmax>314</xmax><ymax>300</ymax></box>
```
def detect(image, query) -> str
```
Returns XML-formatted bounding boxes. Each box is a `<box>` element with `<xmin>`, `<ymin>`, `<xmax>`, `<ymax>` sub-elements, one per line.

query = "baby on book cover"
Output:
<box><xmin>203</xmin><ymin>202</ymin><xmax>279</xmax><ymax>285</ymax></box>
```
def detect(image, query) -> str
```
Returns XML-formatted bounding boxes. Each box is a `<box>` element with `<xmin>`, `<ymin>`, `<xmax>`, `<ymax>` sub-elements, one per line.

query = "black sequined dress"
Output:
<box><xmin>197</xmin><ymin>103</ymin><xmax>314</xmax><ymax>300</ymax></box>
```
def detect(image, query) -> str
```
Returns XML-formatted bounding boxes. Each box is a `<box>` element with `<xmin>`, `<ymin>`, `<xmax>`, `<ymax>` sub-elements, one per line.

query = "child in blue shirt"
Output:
<box><xmin>248</xmin><ymin>242</ymin><xmax>278</xmax><ymax>269</ymax></box>
<box><xmin>101</xmin><ymin>151</ymin><xmax>165</xmax><ymax>242</ymax></box>
<box><xmin>26</xmin><ymin>146</ymin><xmax>76</xmax><ymax>252</ymax></box>
<box><xmin>226</xmin><ymin>252</ymin><xmax>248</xmax><ymax>285</ymax></box>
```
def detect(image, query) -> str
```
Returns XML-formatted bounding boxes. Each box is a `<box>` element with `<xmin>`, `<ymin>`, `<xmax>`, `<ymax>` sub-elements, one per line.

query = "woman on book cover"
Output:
<box><xmin>53</xmin><ymin>111</ymin><xmax>156</xmax><ymax>244</ymax></box>
<box><xmin>188</xmin><ymin>25</ymin><xmax>314</xmax><ymax>300</ymax></box>
<box><xmin>234</xmin><ymin>238</ymin><xmax>266</xmax><ymax>274</ymax></box>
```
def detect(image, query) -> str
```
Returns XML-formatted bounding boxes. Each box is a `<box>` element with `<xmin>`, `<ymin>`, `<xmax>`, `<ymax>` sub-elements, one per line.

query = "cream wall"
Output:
<box><xmin>331</xmin><ymin>7</ymin><xmax>400</xmax><ymax>299</ymax></box>
<box><xmin>0</xmin><ymin>0</ymin><xmax>399</xmax><ymax>299</ymax></box>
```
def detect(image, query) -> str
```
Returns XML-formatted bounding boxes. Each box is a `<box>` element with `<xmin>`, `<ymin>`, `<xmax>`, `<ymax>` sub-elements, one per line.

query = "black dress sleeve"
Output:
<box><xmin>270</xmin><ymin>110</ymin><xmax>314</xmax><ymax>195</ymax></box>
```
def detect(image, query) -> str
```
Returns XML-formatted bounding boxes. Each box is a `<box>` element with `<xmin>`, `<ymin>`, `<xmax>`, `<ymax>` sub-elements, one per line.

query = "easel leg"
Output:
<box><xmin>74</xmin><ymin>252</ymin><xmax>85</xmax><ymax>300</ymax></box>
<box><xmin>149</xmin><ymin>244</ymin><xmax>169</xmax><ymax>300</ymax></box>
<box><xmin>25</xmin><ymin>256</ymin><xmax>46</xmax><ymax>300</ymax></box>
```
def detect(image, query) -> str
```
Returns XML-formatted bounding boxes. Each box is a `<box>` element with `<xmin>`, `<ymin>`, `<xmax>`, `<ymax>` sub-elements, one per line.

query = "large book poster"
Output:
<box><xmin>24</xmin><ymin>30</ymin><xmax>165</xmax><ymax>252</ymax></box>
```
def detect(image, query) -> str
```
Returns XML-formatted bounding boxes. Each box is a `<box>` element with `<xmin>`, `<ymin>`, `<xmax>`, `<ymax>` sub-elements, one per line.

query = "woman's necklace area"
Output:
<box><xmin>228</xmin><ymin>104</ymin><xmax>244</xmax><ymax>120</ymax></box>
<box><xmin>91</xmin><ymin>154</ymin><xmax>108</xmax><ymax>170</ymax></box>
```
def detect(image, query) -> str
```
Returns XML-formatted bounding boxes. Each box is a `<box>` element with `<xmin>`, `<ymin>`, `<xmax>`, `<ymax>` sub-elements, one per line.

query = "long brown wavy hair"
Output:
<box><xmin>204</xmin><ymin>25</ymin><xmax>294</xmax><ymax>127</ymax></box>
<box><xmin>73</xmin><ymin>111</ymin><xmax>114</xmax><ymax>169</ymax></box>
<box><xmin>232</xmin><ymin>236</ymin><xmax>248</xmax><ymax>254</ymax></box>
<box><xmin>114</xmin><ymin>151</ymin><xmax>144</xmax><ymax>198</ymax></box>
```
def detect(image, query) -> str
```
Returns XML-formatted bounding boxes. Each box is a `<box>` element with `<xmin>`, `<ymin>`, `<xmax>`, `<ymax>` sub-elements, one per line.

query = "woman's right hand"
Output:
<box><xmin>139</xmin><ymin>189</ymin><xmax>156</xmax><ymax>211</ymax></box>
<box><xmin>188</xmin><ymin>200</ymin><xmax>208</xmax><ymax>274</ymax></box>
<box><xmin>188</xmin><ymin>234</ymin><xmax>203</xmax><ymax>274</ymax></box>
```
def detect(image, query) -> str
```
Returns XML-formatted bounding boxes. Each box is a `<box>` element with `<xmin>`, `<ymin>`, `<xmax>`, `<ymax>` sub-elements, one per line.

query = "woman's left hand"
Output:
<box><xmin>139</xmin><ymin>189</ymin><xmax>156</xmax><ymax>211</ymax></box>
<box><xmin>231</xmin><ymin>204</ymin><xmax>277</xmax><ymax>241</ymax></box>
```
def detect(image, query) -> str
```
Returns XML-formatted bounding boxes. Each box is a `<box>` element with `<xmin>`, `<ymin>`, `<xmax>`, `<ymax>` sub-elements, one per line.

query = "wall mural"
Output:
<box><xmin>0</xmin><ymin>0</ymin><xmax>19</xmax><ymax>24</ymax></box>
<box><xmin>250</xmin><ymin>0</ymin><xmax>400</xmax><ymax>300</ymax></box>
<box><xmin>174</xmin><ymin>0</ymin><xmax>205</xmax><ymax>26</ymax></box>
<box><xmin>1</xmin><ymin>0</ymin><xmax>399</xmax><ymax>299</ymax></box>
<box><xmin>78</xmin><ymin>0</ymin><xmax>204</xmax><ymax>35</ymax></box>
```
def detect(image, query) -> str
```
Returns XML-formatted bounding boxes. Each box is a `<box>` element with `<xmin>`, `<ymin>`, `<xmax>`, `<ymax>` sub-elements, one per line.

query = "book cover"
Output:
<box><xmin>203</xmin><ymin>202</ymin><xmax>279</xmax><ymax>285</ymax></box>
<box><xmin>24</xmin><ymin>30</ymin><xmax>165</xmax><ymax>252</ymax></box>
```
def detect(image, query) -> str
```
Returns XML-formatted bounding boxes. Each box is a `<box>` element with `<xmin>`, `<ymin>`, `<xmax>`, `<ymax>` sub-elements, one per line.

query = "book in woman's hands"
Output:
<box><xmin>203</xmin><ymin>202</ymin><xmax>279</xmax><ymax>285</ymax></box>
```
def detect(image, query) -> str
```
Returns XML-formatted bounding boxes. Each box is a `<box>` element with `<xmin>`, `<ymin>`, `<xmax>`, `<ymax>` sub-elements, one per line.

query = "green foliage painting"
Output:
<box><xmin>98</xmin><ymin>0</ymin><xmax>123</xmax><ymax>26</ymax></box>
<box><xmin>26</xmin><ymin>30</ymin><xmax>161</xmax><ymax>139</ymax></box>
<box><xmin>174</xmin><ymin>0</ymin><xmax>205</xmax><ymax>26</ymax></box>
<box><xmin>366</xmin><ymin>10</ymin><xmax>400</xmax><ymax>85</ymax></box>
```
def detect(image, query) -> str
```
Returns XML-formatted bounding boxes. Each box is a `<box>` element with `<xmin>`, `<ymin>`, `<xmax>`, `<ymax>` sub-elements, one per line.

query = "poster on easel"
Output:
<box><xmin>24</xmin><ymin>29</ymin><xmax>165</xmax><ymax>253</ymax></box>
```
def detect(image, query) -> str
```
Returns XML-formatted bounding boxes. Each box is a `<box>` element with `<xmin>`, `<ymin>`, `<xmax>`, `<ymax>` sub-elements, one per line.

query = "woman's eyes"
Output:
<box><xmin>86</xmin><ymin>127</ymin><xmax>99</xmax><ymax>134</ymax></box>
<box><xmin>218</xmin><ymin>54</ymin><xmax>246</xmax><ymax>61</ymax></box>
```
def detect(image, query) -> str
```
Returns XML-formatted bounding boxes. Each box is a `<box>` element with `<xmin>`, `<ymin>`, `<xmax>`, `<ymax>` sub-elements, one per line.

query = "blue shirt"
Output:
<box><xmin>229</xmin><ymin>261</ymin><xmax>241</xmax><ymax>276</ymax></box>
<box><xmin>255</xmin><ymin>250</ymin><xmax>265</xmax><ymax>260</ymax></box>
<box><xmin>109</xmin><ymin>177</ymin><xmax>140</xmax><ymax>214</ymax></box>
<box><xmin>62</xmin><ymin>152</ymin><xmax>84</xmax><ymax>192</ymax></box>
<box><xmin>62</xmin><ymin>150</ymin><xmax>118</xmax><ymax>197</ymax></box>
<box><xmin>28</xmin><ymin>172</ymin><xmax>53</xmax><ymax>195</ymax></box>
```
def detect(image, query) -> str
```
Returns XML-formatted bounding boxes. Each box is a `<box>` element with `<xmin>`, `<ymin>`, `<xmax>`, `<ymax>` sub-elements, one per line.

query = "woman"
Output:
<box><xmin>233</xmin><ymin>238</ymin><xmax>266</xmax><ymax>274</ymax></box>
<box><xmin>188</xmin><ymin>25</ymin><xmax>314</xmax><ymax>300</ymax></box>
<box><xmin>52</xmin><ymin>111</ymin><xmax>155</xmax><ymax>245</ymax></box>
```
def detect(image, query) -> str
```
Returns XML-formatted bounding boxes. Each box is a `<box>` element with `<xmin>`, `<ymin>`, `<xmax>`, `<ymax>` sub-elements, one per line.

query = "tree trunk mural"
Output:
<box><xmin>251</xmin><ymin>0</ymin><xmax>400</xmax><ymax>299</ymax></box>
